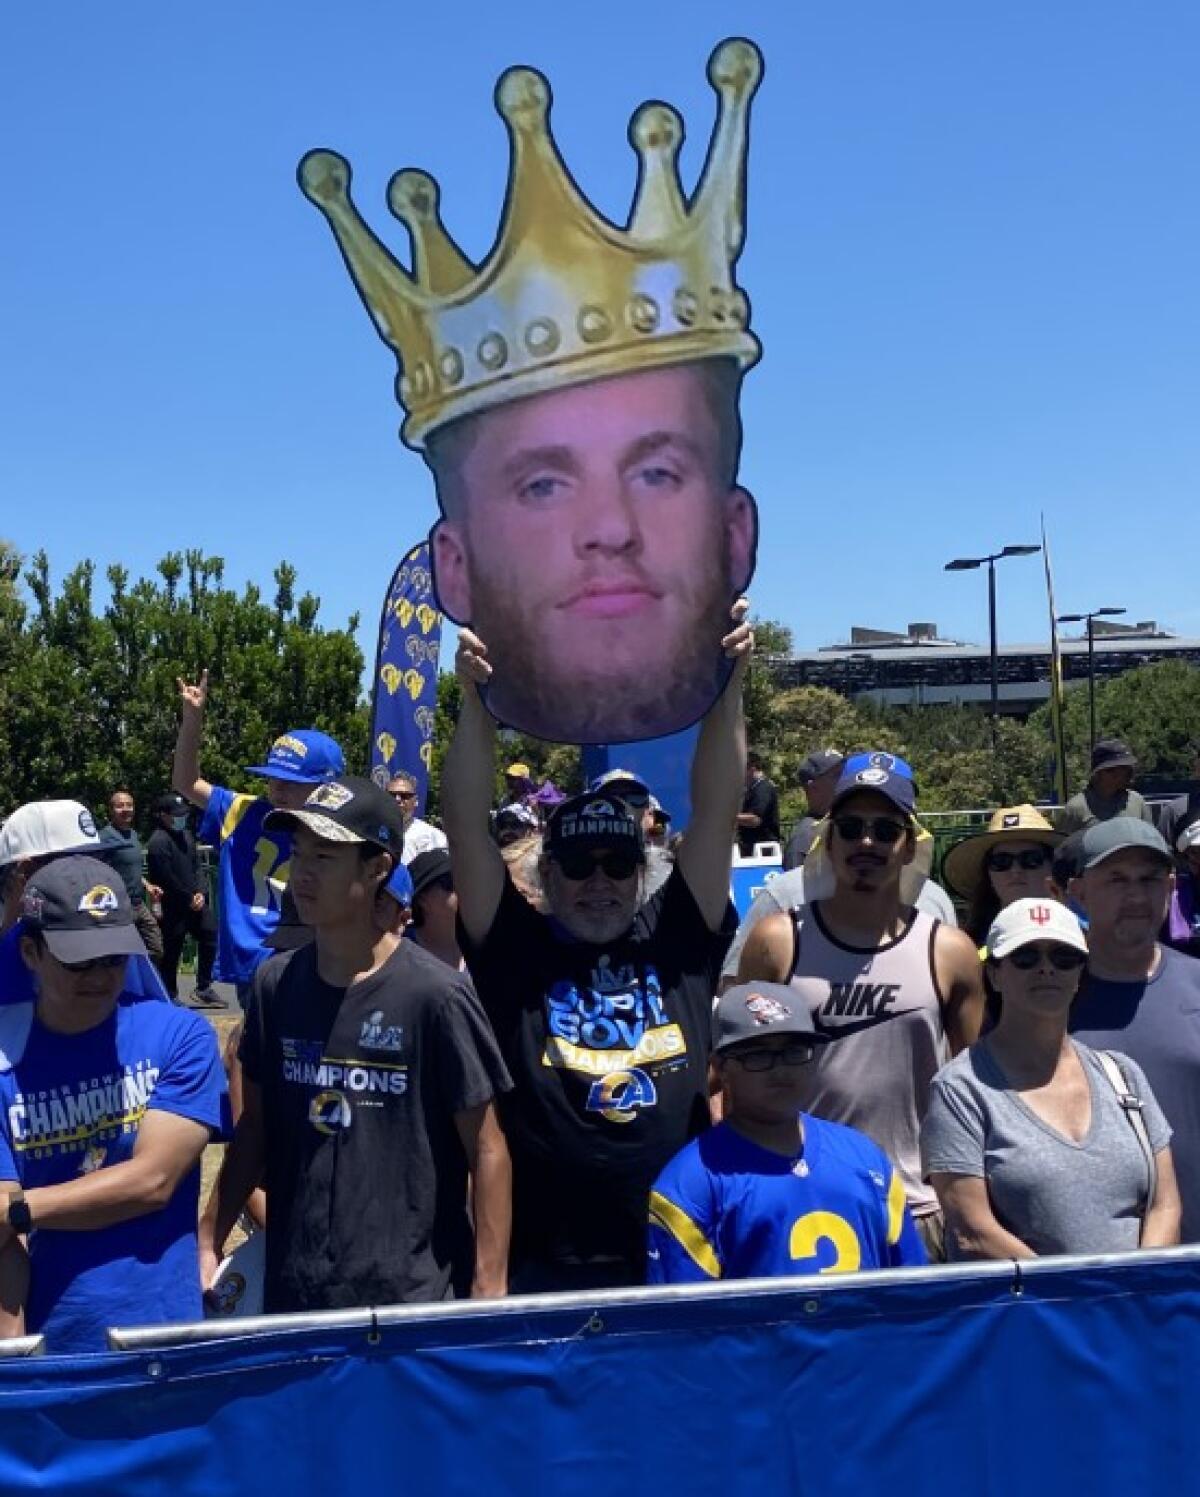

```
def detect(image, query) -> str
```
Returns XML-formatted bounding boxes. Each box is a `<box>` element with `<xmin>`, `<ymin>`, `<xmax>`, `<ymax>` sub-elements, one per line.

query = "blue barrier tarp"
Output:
<box><xmin>0</xmin><ymin>1255</ymin><xmax>1199</xmax><ymax>1494</ymax></box>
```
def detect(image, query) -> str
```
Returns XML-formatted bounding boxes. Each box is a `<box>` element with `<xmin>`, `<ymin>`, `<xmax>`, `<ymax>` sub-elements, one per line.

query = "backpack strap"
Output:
<box><xmin>1095</xmin><ymin>1050</ymin><xmax>1157</xmax><ymax>1215</ymax></box>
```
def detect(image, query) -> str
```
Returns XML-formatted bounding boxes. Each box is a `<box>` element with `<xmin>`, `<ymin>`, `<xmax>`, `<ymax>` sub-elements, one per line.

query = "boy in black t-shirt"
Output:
<box><xmin>200</xmin><ymin>777</ymin><xmax>511</xmax><ymax>1310</ymax></box>
<box><xmin>443</xmin><ymin>605</ymin><xmax>751</xmax><ymax>1291</ymax></box>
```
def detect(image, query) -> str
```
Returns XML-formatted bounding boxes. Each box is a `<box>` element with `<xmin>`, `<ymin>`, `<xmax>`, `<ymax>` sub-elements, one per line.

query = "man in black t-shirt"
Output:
<box><xmin>443</xmin><ymin>605</ymin><xmax>751</xmax><ymax>1291</ymax></box>
<box><xmin>200</xmin><ymin>776</ymin><xmax>512</xmax><ymax>1311</ymax></box>
<box><xmin>736</xmin><ymin>752</ymin><xmax>780</xmax><ymax>857</ymax></box>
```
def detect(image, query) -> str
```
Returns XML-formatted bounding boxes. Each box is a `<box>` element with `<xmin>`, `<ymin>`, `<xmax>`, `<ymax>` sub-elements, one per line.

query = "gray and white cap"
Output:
<box><xmin>713</xmin><ymin>982</ymin><xmax>829</xmax><ymax>1055</ymax></box>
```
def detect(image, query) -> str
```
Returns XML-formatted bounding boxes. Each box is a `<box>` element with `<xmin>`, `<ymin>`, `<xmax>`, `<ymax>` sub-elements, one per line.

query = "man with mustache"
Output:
<box><xmin>736</xmin><ymin>752</ymin><xmax>984</xmax><ymax>1261</ymax></box>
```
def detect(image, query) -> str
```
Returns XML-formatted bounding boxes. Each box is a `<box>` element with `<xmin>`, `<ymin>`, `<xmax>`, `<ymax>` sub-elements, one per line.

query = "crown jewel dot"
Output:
<box><xmin>627</xmin><ymin>295</ymin><xmax>660</xmax><ymax>334</ymax></box>
<box><xmin>673</xmin><ymin>287</ymin><xmax>699</xmax><ymax>327</ymax></box>
<box><xmin>478</xmin><ymin>333</ymin><xmax>508</xmax><ymax>370</ymax></box>
<box><xmin>497</xmin><ymin>67</ymin><xmax>550</xmax><ymax>124</ymax></box>
<box><xmin>524</xmin><ymin>318</ymin><xmax>561</xmax><ymax>357</ymax></box>
<box><xmin>631</xmin><ymin>104</ymin><xmax>681</xmax><ymax>152</ymax></box>
<box><xmin>439</xmin><ymin>349</ymin><xmax>465</xmax><ymax>386</ymax></box>
<box><xmin>577</xmin><ymin>305</ymin><xmax>613</xmax><ymax>344</ymax></box>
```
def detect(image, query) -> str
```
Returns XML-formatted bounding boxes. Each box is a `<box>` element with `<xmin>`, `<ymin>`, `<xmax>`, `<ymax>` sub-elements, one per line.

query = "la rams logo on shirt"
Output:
<box><xmin>586</xmin><ymin>1068</ymin><xmax>657</xmax><ymax>1123</ymax></box>
<box><xmin>77</xmin><ymin>885</ymin><xmax>119</xmax><ymax>920</ymax></box>
<box><xmin>309</xmin><ymin>1090</ymin><xmax>352</xmax><ymax>1134</ymax></box>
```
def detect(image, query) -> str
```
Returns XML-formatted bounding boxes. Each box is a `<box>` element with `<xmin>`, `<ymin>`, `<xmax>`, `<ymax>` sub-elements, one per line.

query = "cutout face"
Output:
<box><xmin>429</xmin><ymin>360</ymin><xmax>757</xmax><ymax>743</ymax></box>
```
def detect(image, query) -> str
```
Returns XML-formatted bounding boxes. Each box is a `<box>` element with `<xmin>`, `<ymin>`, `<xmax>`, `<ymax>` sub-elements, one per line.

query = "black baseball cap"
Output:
<box><xmin>713</xmin><ymin>982</ymin><xmax>829</xmax><ymax>1055</ymax></box>
<box><xmin>798</xmin><ymin>749</ymin><xmax>844</xmax><ymax>785</ymax></box>
<box><xmin>1090</xmin><ymin>739</ymin><xmax>1136</xmax><ymax>775</ymax></box>
<box><xmin>155</xmin><ymin>792</ymin><xmax>189</xmax><ymax>815</ymax></box>
<box><xmin>20</xmin><ymin>855</ymin><xmax>147</xmax><ymax>964</ymax></box>
<box><xmin>409</xmin><ymin>848</ymin><xmax>452</xmax><ymax>900</ymax></box>
<box><xmin>265</xmin><ymin>776</ymin><xmax>405</xmax><ymax>855</ymax></box>
<box><xmin>545</xmin><ymin>793</ymin><xmax>645</xmax><ymax>861</ymax></box>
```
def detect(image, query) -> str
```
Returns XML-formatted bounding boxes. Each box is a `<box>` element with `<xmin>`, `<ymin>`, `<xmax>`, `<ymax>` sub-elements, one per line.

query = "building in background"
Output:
<box><xmin>766</xmin><ymin>620</ymin><xmax>1200</xmax><ymax>719</ymax></box>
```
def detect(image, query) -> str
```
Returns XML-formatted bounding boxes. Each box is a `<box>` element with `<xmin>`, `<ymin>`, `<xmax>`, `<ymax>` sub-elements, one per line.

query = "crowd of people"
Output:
<box><xmin>0</xmin><ymin>613</ymin><xmax>1198</xmax><ymax>1354</ymax></box>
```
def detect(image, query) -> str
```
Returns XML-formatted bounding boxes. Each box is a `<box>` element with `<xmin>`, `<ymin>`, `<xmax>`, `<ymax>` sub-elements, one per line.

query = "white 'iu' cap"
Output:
<box><xmin>986</xmin><ymin>898</ymin><xmax>1088</xmax><ymax>961</ymax></box>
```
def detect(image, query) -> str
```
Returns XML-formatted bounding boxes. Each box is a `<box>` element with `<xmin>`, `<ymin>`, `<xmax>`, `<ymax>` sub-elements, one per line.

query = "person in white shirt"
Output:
<box><xmin>386</xmin><ymin>771</ymin><xmax>449</xmax><ymax>865</ymax></box>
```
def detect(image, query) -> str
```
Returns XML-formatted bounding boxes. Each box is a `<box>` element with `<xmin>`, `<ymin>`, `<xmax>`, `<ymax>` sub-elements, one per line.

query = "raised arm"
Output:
<box><xmin>441</xmin><ymin>630</ymin><xmax>507</xmax><ymax>945</ymax></box>
<box><xmin>676</xmin><ymin>604</ymin><xmax>752</xmax><ymax>931</ymax></box>
<box><xmin>173</xmin><ymin>669</ymin><xmax>214</xmax><ymax>809</ymax></box>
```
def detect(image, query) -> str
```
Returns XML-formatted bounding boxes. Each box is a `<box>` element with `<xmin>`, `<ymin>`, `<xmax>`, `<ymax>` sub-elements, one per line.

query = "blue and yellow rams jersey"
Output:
<box><xmin>647</xmin><ymin>1115</ymin><xmax>926</xmax><ymax>1283</ymax></box>
<box><xmin>199</xmin><ymin>787</ymin><xmax>291</xmax><ymax>986</ymax></box>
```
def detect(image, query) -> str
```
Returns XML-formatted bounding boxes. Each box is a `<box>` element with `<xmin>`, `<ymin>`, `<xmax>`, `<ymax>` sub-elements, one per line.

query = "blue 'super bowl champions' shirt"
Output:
<box><xmin>0</xmin><ymin>997</ymin><xmax>229</xmax><ymax>1350</ymax></box>
<box><xmin>648</xmin><ymin>1115</ymin><xmax>926</xmax><ymax>1283</ymax></box>
<box><xmin>199</xmin><ymin>786</ymin><xmax>292</xmax><ymax>985</ymax></box>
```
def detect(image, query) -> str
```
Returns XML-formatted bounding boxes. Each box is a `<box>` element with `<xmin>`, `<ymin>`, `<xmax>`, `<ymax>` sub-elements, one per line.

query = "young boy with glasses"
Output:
<box><xmin>737</xmin><ymin>753</ymin><xmax>984</xmax><ymax>1261</ymax></box>
<box><xmin>648</xmin><ymin>982</ymin><xmax>925</xmax><ymax>1281</ymax></box>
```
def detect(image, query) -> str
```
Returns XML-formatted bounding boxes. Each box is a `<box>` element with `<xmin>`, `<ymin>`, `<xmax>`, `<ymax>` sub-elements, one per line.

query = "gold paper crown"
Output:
<box><xmin>298</xmin><ymin>38</ymin><xmax>763</xmax><ymax>450</ymax></box>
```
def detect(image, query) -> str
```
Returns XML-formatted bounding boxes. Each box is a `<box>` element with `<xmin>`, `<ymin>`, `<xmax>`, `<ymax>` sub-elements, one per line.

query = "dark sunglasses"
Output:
<box><xmin>1006</xmin><ymin>944</ymin><xmax>1086</xmax><ymax>972</ymax></box>
<box><xmin>727</xmin><ymin>1042</ymin><xmax>816</xmax><ymax>1071</ymax></box>
<box><xmin>555</xmin><ymin>851</ymin><xmax>641</xmax><ymax>882</ymax></box>
<box><xmin>390</xmin><ymin>789</ymin><xmax>417</xmax><ymax>803</ymax></box>
<box><xmin>986</xmin><ymin>847</ymin><xmax>1051</xmax><ymax>873</ymax></box>
<box><xmin>57</xmin><ymin>953</ymin><xmax>127</xmax><ymax>974</ymax></box>
<box><xmin>832</xmin><ymin>815</ymin><xmax>906</xmax><ymax>846</ymax></box>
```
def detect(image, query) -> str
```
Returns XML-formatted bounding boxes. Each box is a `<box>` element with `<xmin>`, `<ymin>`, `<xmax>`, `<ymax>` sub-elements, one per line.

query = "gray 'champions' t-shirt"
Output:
<box><xmin>921</xmin><ymin>1041</ymin><xmax>1170</xmax><ymax>1258</ymax></box>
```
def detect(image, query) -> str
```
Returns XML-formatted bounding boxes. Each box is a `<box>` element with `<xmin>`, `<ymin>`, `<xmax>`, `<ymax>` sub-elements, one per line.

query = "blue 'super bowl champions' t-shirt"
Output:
<box><xmin>648</xmin><ymin>1115</ymin><xmax>926</xmax><ymax>1283</ymax></box>
<box><xmin>199</xmin><ymin>786</ymin><xmax>292</xmax><ymax>985</ymax></box>
<box><xmin>0</xmin><ymin>998</ymin><xmax>229</xmax><ymax>1350</ymax></box>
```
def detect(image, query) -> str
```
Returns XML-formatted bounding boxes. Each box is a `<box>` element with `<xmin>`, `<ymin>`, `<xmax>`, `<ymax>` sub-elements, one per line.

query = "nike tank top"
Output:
<box><xmin>788</xmin><ymin>903</ymin><xmax>948</xmax><ymax>1216</ymax></box>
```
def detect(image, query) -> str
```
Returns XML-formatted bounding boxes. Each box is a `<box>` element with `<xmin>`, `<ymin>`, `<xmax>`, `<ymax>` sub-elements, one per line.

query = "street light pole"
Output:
<box><xmin>987</xmin><ymin>557</ymin><xmax>999</xmax><ymax>743</ymax></box>
<box><xmin>1056</xmin><ymin>607</ymin><xmax>1127</xmax><ymax>755</ymax></box>
<box><xmin>945</xmin><ymin>543</ymin><xmax>1041</xmax><ymax>751</ymax></box>
<box><xmin>1087</xmin><ymin>614</ymin><xmax>1096</xmax><ymax>751</ymax></box>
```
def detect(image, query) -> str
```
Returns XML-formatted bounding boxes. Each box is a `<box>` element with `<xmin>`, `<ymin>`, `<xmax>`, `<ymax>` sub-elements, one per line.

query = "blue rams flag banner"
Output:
<box><xmin>1</xmin><ymin>1251</ymin><xmax>1199</xmax><ymax>1492</ymax></box>
<box><xmin>370</xmin><ymin>542</ymin><xmax>442</xmax><ymax>813</ymax></box>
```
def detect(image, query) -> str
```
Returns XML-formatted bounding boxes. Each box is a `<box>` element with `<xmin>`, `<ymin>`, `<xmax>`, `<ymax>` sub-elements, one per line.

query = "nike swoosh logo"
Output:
<box><xmin>813</xmin><ymin>1007</ymin><xmax>922</xmax><ymax>1041</ymax></box>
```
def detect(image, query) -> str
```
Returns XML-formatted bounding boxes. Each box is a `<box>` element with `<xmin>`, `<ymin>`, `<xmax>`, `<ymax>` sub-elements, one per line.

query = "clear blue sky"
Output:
<box><xmin>3</xmin><ymin>1</ymin><xmax>1197</xmax><ymax>667</ymax></box>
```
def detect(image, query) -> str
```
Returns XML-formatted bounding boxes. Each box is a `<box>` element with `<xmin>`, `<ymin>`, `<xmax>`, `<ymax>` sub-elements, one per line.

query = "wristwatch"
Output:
<box><xmin>7</xmin><ymin>1192</ymin><xmax>31</xmax><ymax>1235</ymax></box>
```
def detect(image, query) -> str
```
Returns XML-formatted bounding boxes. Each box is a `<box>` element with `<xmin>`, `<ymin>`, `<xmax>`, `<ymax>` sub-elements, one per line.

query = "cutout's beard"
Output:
<box><xmin>468</xmin><ymin>531</ymin><xmax>735</xmax><ymax>744</ymax></box>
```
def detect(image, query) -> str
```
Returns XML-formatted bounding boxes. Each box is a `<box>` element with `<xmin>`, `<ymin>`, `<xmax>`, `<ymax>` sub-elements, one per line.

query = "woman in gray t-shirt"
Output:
<box><xmin>921</xmin><ymin>898</ymin><xmax>1180</xmax><ymax>1259</ymax></box>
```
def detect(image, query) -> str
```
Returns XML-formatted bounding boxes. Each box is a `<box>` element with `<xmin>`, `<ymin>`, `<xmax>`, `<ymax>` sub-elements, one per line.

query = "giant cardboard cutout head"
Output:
<box><xmin>300</xmin><ymin>38</ymin><xmax>763</xmax><ymax>744</ymax></box>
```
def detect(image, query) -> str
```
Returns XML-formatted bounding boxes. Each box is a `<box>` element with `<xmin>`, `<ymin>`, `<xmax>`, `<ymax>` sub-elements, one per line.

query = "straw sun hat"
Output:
<box><xmin>942</xmin><ymin>805</ymin><xmax>1062</xmax><ymax>901</ymax></box>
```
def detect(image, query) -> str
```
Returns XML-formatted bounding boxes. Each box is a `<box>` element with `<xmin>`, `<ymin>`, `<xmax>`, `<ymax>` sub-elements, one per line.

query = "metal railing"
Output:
<box><xmin>107</xmin><ymin>1243</ymin><xmax>1200</xmax><ymax>1353</ymax></box>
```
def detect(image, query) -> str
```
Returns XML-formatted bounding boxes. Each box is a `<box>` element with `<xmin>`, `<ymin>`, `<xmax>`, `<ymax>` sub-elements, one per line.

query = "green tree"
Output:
<box><xmin>0</xmin><ymin>550</ymin><xmax>367</xmax><ymax>824</ymax></box>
